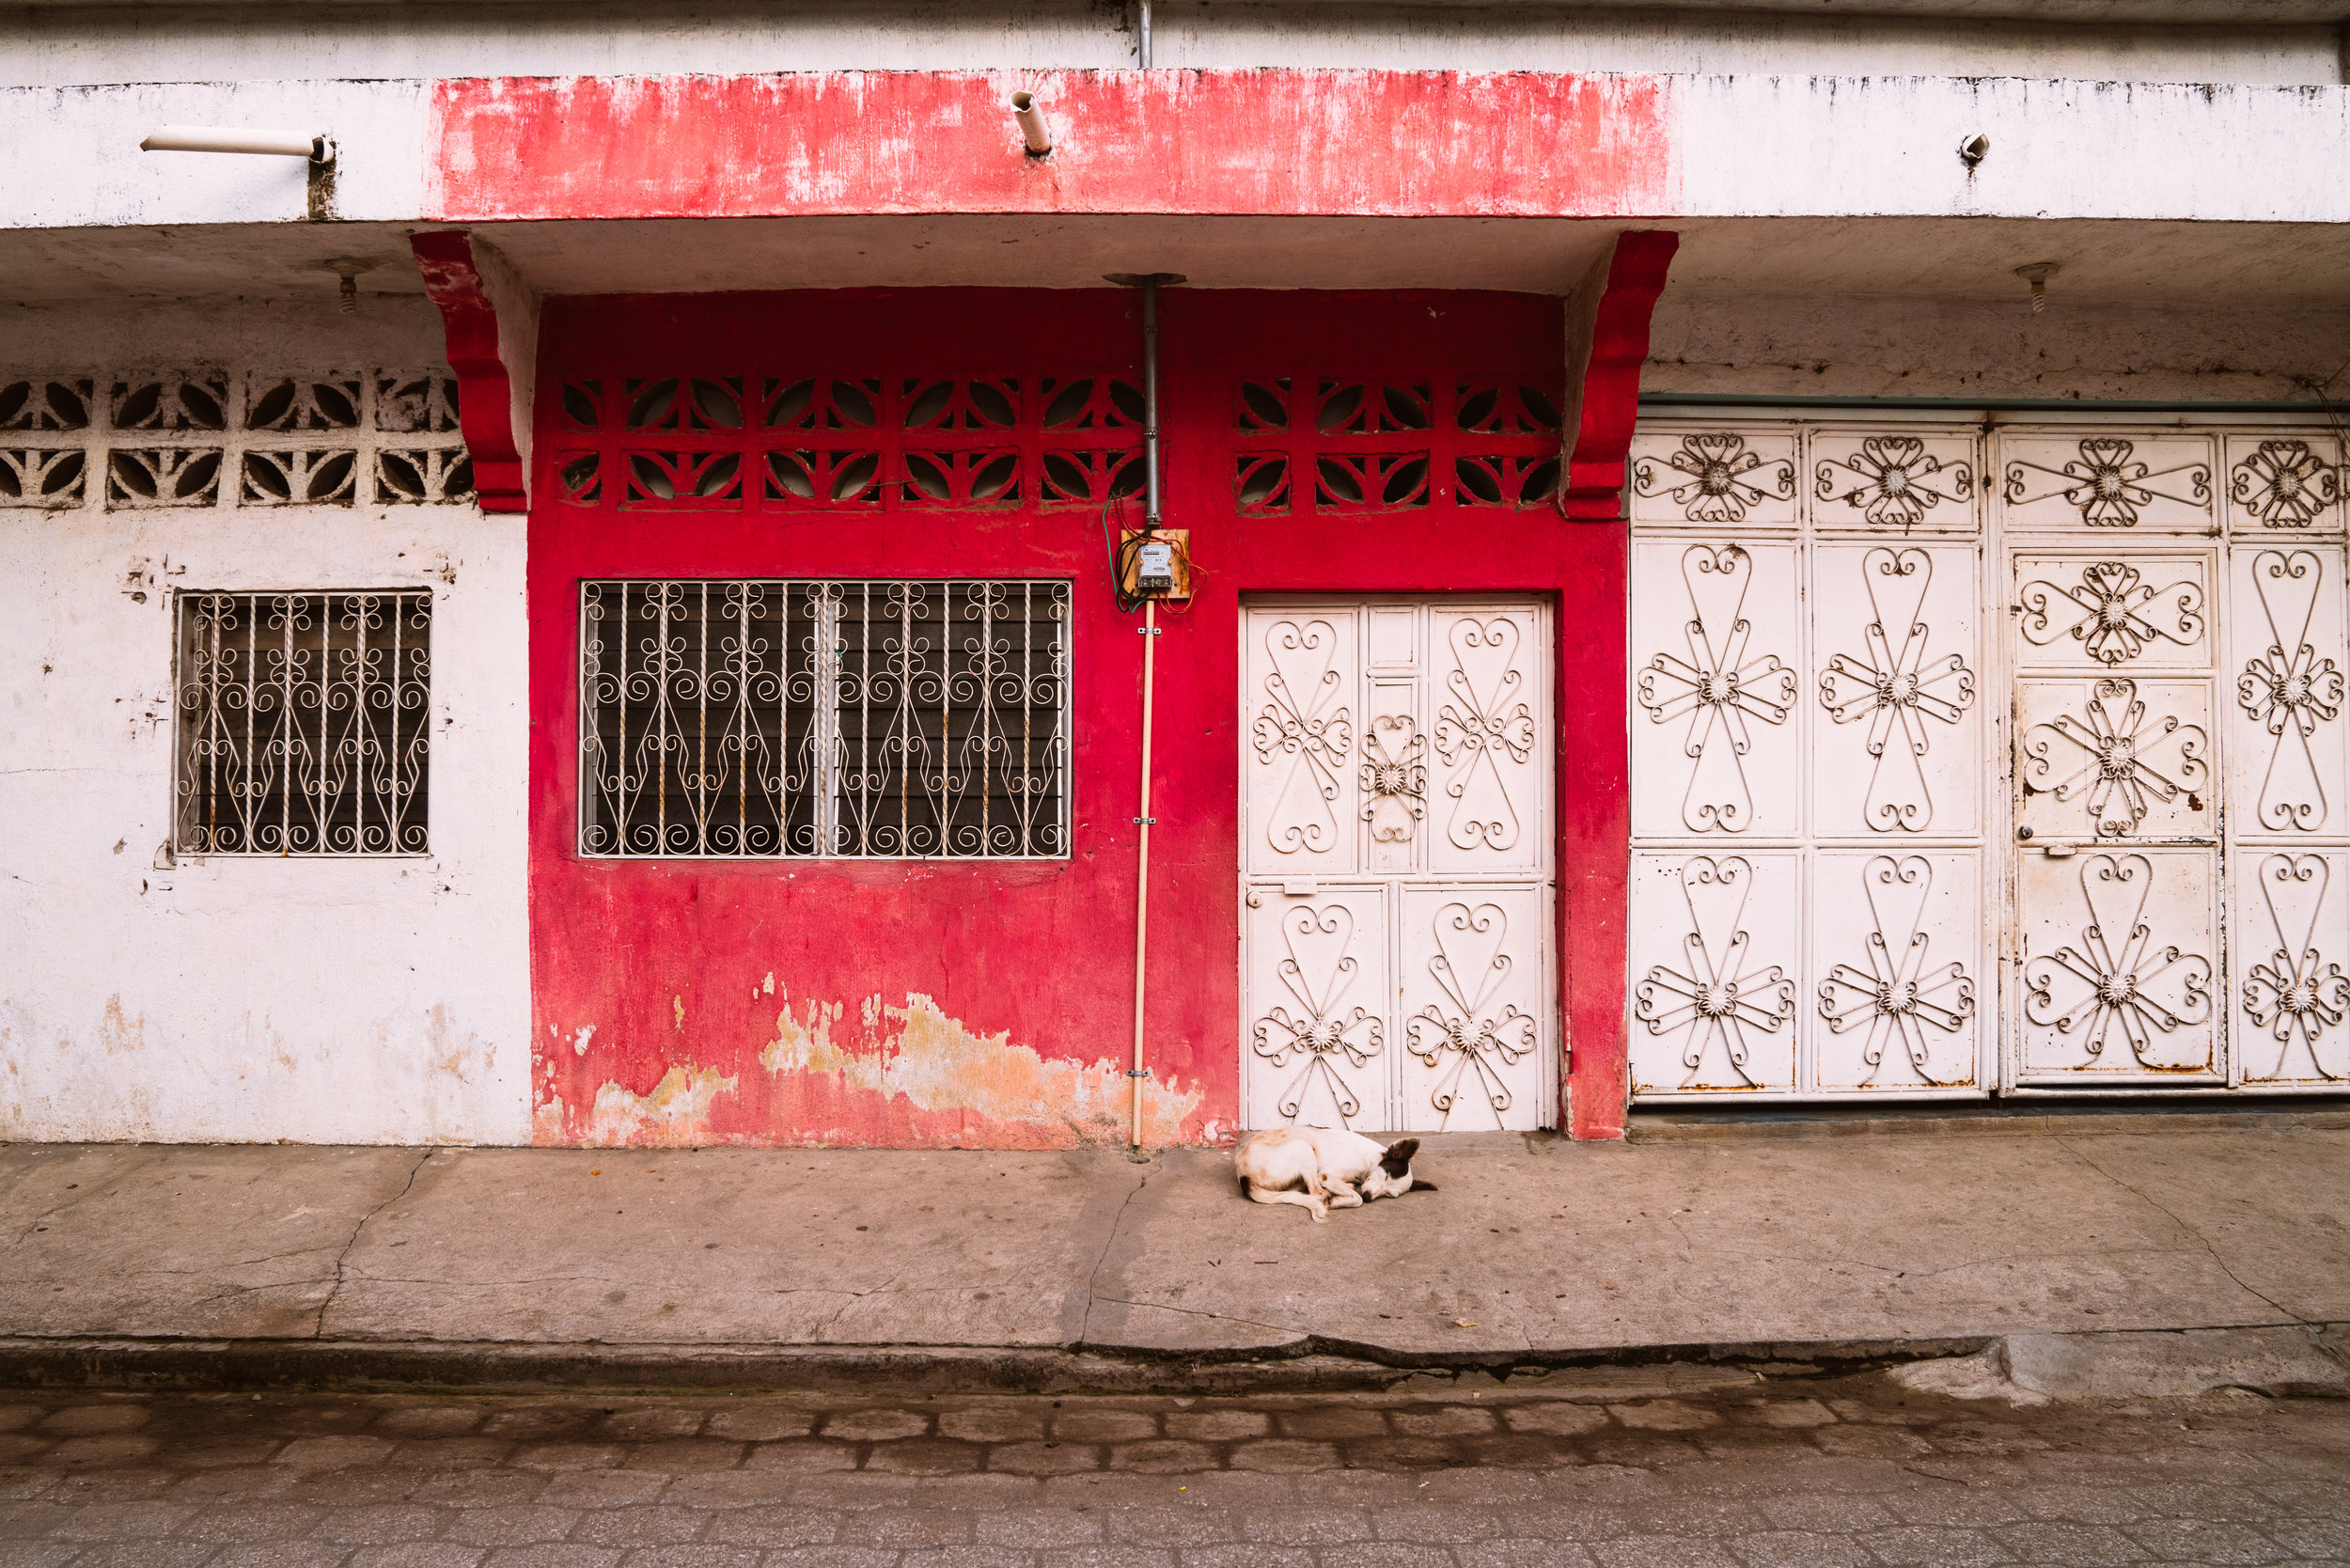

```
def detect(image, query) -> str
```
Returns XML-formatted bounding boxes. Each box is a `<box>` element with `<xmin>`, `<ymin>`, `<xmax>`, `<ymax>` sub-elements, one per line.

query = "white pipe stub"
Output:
<box><xmin>1010</xmin><ymin>92</ymin><xmax>1052</xmax><ymax>156</ymax></box>
<box><xmin>141</xmin><ymin>125</ymin><xmax>328</xmax><ymax>161</ymax></box>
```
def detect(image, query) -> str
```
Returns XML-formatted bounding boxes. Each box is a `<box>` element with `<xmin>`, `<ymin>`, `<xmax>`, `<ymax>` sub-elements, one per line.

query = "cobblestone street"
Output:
<box><xmin>0</xmin><ymin>1369</ymin><xmax>2344</xmax><ymax>1567</ymax></box>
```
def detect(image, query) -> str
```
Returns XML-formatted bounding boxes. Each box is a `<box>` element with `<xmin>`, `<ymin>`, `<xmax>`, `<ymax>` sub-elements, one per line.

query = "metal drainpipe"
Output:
<box><xmin>1128</xmin><ymin>275</ymin><xmax>1163</xmax><ymax>1152</ymax></box>
<box><xmin>1138</xmin><ymin>0</ymin><xmax>1152</xmax><ymax>68</ymax></box>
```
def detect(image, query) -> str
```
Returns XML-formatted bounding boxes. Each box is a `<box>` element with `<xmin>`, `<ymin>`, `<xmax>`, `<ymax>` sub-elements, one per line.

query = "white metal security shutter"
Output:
<box><xmin>1240</xmin><ymin>600</ymin><xmax>1557</xmax><ymax>1130</ymax></box>
<box><xmin>1625</xmin><ymin>414</ymin><xmax>2350</xmax><ymax>1101</ymax></box>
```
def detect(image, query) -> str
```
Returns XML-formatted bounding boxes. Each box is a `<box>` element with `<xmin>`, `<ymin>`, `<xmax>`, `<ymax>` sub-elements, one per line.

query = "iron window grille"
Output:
<box><xmin>579</xmin><ymin>579</ymin><xmax>1071</xmax><ymax>858</ymax></box>
<box><xmin>173</xmin><ymin>590</ymin><xmax>433</xmax><ymax>855</ymax></box>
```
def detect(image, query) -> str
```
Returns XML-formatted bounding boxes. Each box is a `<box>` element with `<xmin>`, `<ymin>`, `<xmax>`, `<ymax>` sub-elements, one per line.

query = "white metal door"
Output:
<box><xmin>1240</xmin><ymin>601</ymin><xmax>1556</xmax><ymax>1130</ymax></box>
<box><xmin>1626</xmin><ymin>414</ymin><xmax>2350</xmax><ymax>1102</ymax></box>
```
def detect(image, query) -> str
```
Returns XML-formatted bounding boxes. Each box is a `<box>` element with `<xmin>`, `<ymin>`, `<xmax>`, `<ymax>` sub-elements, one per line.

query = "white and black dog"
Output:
<box><xmin>1233</xmin><ymin>1126</ymin><xmax>1434</xmax><ymax>1222</ymax></box>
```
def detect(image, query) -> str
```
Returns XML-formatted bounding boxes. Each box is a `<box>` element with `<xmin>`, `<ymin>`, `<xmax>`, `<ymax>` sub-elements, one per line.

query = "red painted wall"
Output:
<box><xmin>431</xmin><ymin>70</ymin><xmax>1676</xmax><ymax>222</ymax></box>
<box><xmin>529</xmin><ymin>289</ymin><xmax>1628</xmax><ymax>1148</ymax></box>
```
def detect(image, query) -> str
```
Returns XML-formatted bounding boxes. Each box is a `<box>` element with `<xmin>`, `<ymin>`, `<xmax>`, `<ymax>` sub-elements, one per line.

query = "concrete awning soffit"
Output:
<box><xmin>11</xmin><ymin>0</ymin><xmax>2345</xmax><ymax>18</ymax></box>
<box><xmin>5</xmin><ymin>213</ymin><xmax>2347</xmax><ymax>308</ymax></box>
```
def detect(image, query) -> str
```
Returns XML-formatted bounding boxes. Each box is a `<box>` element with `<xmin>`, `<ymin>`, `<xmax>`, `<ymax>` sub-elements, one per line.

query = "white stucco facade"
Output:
<box><xmin>0</xmin><ymin>298</ymin><xmax>531</xmax><ymax>1144</ymax></box>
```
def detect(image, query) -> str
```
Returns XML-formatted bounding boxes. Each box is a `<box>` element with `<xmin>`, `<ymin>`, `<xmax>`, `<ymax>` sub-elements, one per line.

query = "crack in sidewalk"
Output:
<box><xmin>1074</xmin><ymin>1158</ymin><xmax>1155</xmax><ymax>1346</ymax></box>
<box><xmin>2053</xmin><ymin>1135</ymin><xmax>2311</xmax><ymax>1327</ymax></box>
<box><xmin>313</xmin><ymin>1149</ymin><xmax>432</xmax><ymax>1340</ymax></box>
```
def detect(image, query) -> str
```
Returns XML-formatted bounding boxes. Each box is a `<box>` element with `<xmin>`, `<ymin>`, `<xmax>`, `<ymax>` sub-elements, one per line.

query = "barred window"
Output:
<box><xmin>580</xmin><ymin>580</ymin><xmax>1070</xmax><ymax>858</ymax></box>
<box><xmin>173</xmin><ymin>591</ymin><xmax>432</xmax><ymax>855</ymax></box>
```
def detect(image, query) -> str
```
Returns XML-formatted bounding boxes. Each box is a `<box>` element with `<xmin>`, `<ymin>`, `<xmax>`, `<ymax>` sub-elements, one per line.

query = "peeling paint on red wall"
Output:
<box><xmin>528</xmin><ymin>289</ymin><xmax>1621</xmax><ymax>1149</ymax></box>
<box><xmin>430</xmin><ymin>70</ymin><xmax>1677</xmax><ymax>223</ymax></box>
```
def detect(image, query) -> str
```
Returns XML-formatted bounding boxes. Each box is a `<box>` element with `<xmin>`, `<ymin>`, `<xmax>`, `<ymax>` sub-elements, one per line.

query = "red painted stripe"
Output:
<box><xmin>429</xmin><ymin>70</ymin><xmax>1676</xmax><ymax>222</ymax></box>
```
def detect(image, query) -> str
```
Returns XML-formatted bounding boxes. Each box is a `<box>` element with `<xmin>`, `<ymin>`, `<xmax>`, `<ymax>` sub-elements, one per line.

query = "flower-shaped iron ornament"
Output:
<box><xmin>1359</xmin><ymin>714</ymin><xmax>1427</xmax><ymax>843</ymax></box>
<box><xmin>2232</xmin><ymin>440</ymin><xmax>2341</xmax><ymax>530</ymax></box>
<box><xmin>1637</xmin><ymin>545</ymin><xmax>1798</xmax><ymax>834</ymax></box>
<box><xmin>1813</xmin><ymin>436</ymin><xmax>1973</xmax><ymax>528</ymax></box>
<box><xmin>2004</xmin><ymin>437</ymin><xmax>2210</xmax><ymax>528</ymax></box>
<box><xmin>2243</xmin><ymin>854</ymin><xmax>2350</xmax><ymax>1082</ymax></box>
<box><xmin>2021</xmin><ymin>678</ymin><xmax>2208</xmax><ymax>839</ymax></box>
<box><xmin>2017</xmin><ymin>560</ymin><xmax>2205</xmax><ymax>666</ymax></box>
<box><xmin>1635</xmin><ymin>856</ymin><xmax>1796</xmax><ymax>1089</ymax></box>
<box><xmin>2236</xmin><ymin>550</ymin><xmax>2343</xmax><ymax>834</ymax></box>
<box><xmin>1405</xmin><ymin>902</ymin><xmax>1537</xmax><ymax>1122</ymax></box>
<box><xmin>1633</xmin><ymin>432</ymin><xmax>1794</xmax><ymax>524</ymax></box>
<box><xmin>1817</xmin><ymin>548</ymin><xmax>1975</xmax><ymax>832</ymax></box>
<box><xmin>2023</xmin><ymin>854</ymin><xmax>2213</xmax><ymax>1072</ymax></box>
<box><xmin>1817</xmin><ymin>856</ymin><xmax>1975</xmax><ymax>1087</ymax></box>
<box><xmin>1433</xmin><ymin>617</ymin><xmax>1536</xmax><ymax>851</ymax></box>
<box><xmin>1250</xmin><ymin>619</ymin><xmax>1353</xmax><ymax>855</ymax></box>
<box><xmin>1251</xmin><ymin>902</ymin><xmax>1384</xmax><ymax>1124</ymax></box>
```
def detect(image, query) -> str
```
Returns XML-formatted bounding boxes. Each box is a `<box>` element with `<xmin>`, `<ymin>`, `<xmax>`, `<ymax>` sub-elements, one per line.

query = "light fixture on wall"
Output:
<box><xmin>2013</xmin><ymin>261</ymin><xmax>2060</xmax><ymax>314</ymax></box>
<box><xmin>140</xmin><ymin>125</ymin><xmax>333</xmax><ymax>164</ymax></box>
<box><xmin>1958</xmin><ymin>133</ymin><xmax>1989</xmax><ymax>168</ymax></box>
<box><xmin>321</xmin><ymin>257</ymin><xmax>379</xmax><ymax>315</ymax></box>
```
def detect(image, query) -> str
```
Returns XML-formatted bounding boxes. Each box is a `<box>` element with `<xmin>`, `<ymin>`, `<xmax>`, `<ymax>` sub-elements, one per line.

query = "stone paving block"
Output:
<box><xmin>864</xmin><ymin>1438</ymin><xmax>985</xmax><ymax>1475</ymax></box>
<box><xmin>1240</xmin><ymin>1507</ymin><xmax>1377</xmax><ymax>1544</ymax></box>
<box><xmin>1104</xmin><ymin>1507</ymin><xmax>1239</xmax><ymax>1545</ymax></box>
<box><xmin>1855</xmin><ymin>1526</ymin><xmax>2015</xmax><ymax>1567</ymax></box>
<box><xmin>1272</xmin><ymin>1406</ymin><xmax>1387</xmax><ymax>1438</ymax></box>
<box><xmin>1049</xmin><ymin>1410</ymin><xmax>1159</xmax><ymax>1443</ymax></box>
<box><xmin>1609</xmin><ymin>1402</ymin><xmax>1718</xmax><ymax>1432</ymax></box>
<box><xmin>478</xmin><ymin>1547</ymin><xmax>622</xmax><ymax>1568</ymax></box>
<box><xmin>596</xmin><ymin>1409</ymin><xmax>711</xmax><ymax>1441</ymax></box>
<box><xmin>2118</xmin><ymin>1518</ymin><xmax>2295</xmax><ymax>1563</ymax></box>
<box><xmin>619</xmin><ymin>1440</ymin><xmax>750</xmax><ymax>1473</ymax></box>
<box><xmin>817</xmin><ymin>1410</ymin><xmax>931</xmax><ymax>1442</ymax></box>
<box><xmin>51</xmin><ymin>1544</ymin><xmax>217</xmax><ymax>1568</ymax></box>
<box><xmin>754</xmin><ymin>1552</ymin><xmax>901</xmax><ymax>1568</ymax></box>
<box><xmin>737</xmin><ymin>1442</ymin><xmax>860</xmax><ymax>1474</ymax></box>
<box><xmin>1457</xmin><ymin>1544</ymin><xmax>1601</xmax><ymax>1568</ymax></box>
<box><xmin>1752</xmin><ymin>1495</ymin><xmax>1900</xmax><ymax>1532</ymax></box>
<box><xmin>1162</xmin><ymin>1412</ymin><xmax>1266</xmax><ymax>1442</ymax></box>
<box><xmin>1722</xmin><ymin>1530</ymin><xmax>1873</xmax><ymax>1567</ymax></box>
<box><xmin>40</xmin><ymin>1435</ymin><xmax>160</xmax><ymax>1466</ymax></box>
<box><xmin>1588</xmin><ymin>1537</ymin><xmax>1744</xmax><ymax>1568</ymax></box>
<box><xmin>177</xmin><ymin>1499</ymin><xmax>332</xmax><ymax>1541</ymax></box>
<box><xmin>1036</xmin><ymin>1549</ymin><xmax>1180</xmax><ymax>1568</ymax></box>
<box><xmin>1499</xmin><ymin>1403</ymin><xmax>1609</xmax><ymax>1436</ymax></box>
<box><xmin>404</xmin><ymin>1472</ymin><xmax>549</xmax><ymax>1510</ymax></box>
<box><xmin>1173</xmin><ymin>1548</ymin><xmax>1313</xmax><ymax>1568</ymax></box>
<box><xmin>39</xmin><ymin>1406</ymin><xmax>150</xmax><ymax>1435</ymax></box>
<box><xmin>311</xmin><ymin>1502</ymin><xmax>446</xmax><ymax>1544</ymax></box>
<box><xmin>1225</xmin><ymin>1440</ymin><xmax>1340</xmax><ymax>1473</ymax></box>
<box><xmin>703</xmin><ymin>1410</ymin><xmax>818</xmax><ymax>1443</ymax></box>
<box><xmin>835</xmin><ymin>1511</ymin><xmax>979</xmax><ymax>1546</ymax></box>
<box><xmin>894</xmin><ymin>1547</ymin><xmax>1038</xmax><ymax>1568</ymax></box>
<box><xmin>276</xmin><ymin>1437</ymin><xmax>400</xmax><ymax>1470</ymax></box>
<box><xmin>2265</xmin><ymin>1518</ymin><xmax>2350</xmax><ymax>1557</ymax></box>
<box><xmin>988</xmin><ymin>1442</ymin><xmax>1105</xmax><ymax>1476</ymax></box>
<box><xmin>1388</xmin><ymin>1406</ymin><xmax>1499</xmax><ymax>1436</ymax></box>
<box><xmin>1106</xmin><ymin>1440</ymin><xmax>1217</xmax><ymax>1474</ymax></box>
<box><xmin>1312</xmin><ymin>1546</ymin><xmax>1460</xmax><ymax>1568</ymax></box>
<box><xmin>0</xmin><ymin>1547</ymin><xmax>79</xmax><ymax>1568</ymax></box>
<box><xmin>536</xmin><ymin>1475</ymin><xmax>666</xmax><ymax>1510</ymax></box>
<box><xmin>346</xmin><ymin>1548</ymin><xmax>491</xmax><ymax>1568</ymax></box>
<box><xmin>439</xmin><ymin>1504</ymin><xmax>588</xmax><ymax>1545</ymax></box>
<box><xmin>375</xmin><ymin>1408</ymin><xmax>488</xmax><ymax>1438</ymax></box>
<box><xmin>1369</xmin><ymin>1504</ymin><xmax>1511</xmax><ymax>1543</ymax></box>
<box><xmin>1988</xmin><ymin>1522</ymin><xmax>2153</xmax><ymax>1563</ymax></box>
<box><xmin>205</xmin><ymin>1544</ymin><xmax>352</xmax><ymax>1568</ymax></box>
<box><xmin>940</xmin><ymin>1409</ymin><xmax>1052</xmax><ymax>1443</ymax></box>
<box><xmin>697</xmin><ymin>1504</ymin><xmax>842</xmax><ymax>1546</ymax></box>
<box><xmin>614</xmin><ymin>1547</ymin><xmax>761</xmax><ymax>1567</ymax></box>
<box><xmin>40</xmin><ymin>1497</ymin><xmax>200</xmax><ymax>1539</ymax></box>
<box><xmin>566</xmin><ymin>1504</ymin><xmax>715</xmax><ymax>1545</ymax></box>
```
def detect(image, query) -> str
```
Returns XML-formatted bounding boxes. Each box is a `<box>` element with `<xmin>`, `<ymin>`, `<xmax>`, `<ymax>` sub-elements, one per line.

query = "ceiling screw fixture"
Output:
<box><xmin>2013</xmin><ymin>261</ymin><xmax>2059</xmax><ymax>314</ymax></box>
<box><xmin>1010</xmin><ymin>91</ymin><xmax>1052</xmax><ymax>157</ymax></box>
<box><xmin>1958</xmin><ymin>133</ymin><xmax>1989</xmax><ymax>168</ymax></box>
<box><xmin>321</xmin><ymin>257</ymin><xmax>376</xmax><ymax>314</ymax></box>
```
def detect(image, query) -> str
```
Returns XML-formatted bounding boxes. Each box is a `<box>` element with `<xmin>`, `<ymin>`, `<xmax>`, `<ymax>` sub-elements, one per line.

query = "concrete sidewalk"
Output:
<box><xmin>3</xmin><ymin>1111</ymin><xmax>2347</xmax><ymax>1393</ymax></box>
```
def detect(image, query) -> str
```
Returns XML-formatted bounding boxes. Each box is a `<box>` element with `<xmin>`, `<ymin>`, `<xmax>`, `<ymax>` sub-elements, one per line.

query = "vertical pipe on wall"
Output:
<box><xmin>1129</xmin><ymin>274</ymin><xmax>1164</xmax><ymax>1152</ymax></box>
<box><xmin>1138</xmin><ymin>0</ymin><xmax>1153</xmax><ymax>68</ymax></box>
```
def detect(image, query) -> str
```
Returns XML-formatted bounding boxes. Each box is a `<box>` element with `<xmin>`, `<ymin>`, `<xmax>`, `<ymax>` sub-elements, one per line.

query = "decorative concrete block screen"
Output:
<box><xmin>0</xmin><ymin>372</ymin><xmax>472</xmax><ymax>510</ymax></box>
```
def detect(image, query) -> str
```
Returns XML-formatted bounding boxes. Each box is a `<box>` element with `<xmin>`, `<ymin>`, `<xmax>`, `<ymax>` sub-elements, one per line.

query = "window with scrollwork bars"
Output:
<box><xmin>173</xmin><ymin>591</ymin><xmax>432</xmax><ymax>855</ymax></box>
<box><xmin>579</xmin><ymin>579</ymin><xmax>1070</xmax><ymax>858</ymax></box>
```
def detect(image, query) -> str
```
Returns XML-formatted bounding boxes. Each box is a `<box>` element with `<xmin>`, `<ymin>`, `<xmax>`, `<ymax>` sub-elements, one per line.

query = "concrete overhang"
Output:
<box><xmin>6</xmin><ymin>212</ymin><xmax>2346</xmax><ymax>311</ymax></box>
<box><xmin>7</xmin><ymin>0</ymin><xmax>2345</xmax><ymax>17</ymax></box>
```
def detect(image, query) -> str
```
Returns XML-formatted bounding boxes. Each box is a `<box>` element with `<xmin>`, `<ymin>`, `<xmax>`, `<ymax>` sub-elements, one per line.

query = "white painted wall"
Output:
<box><xmin>1646</xmin><ymin>292</ymin><xmax>2350</xmax><ymax>402</ymax></box>
<box><xmin>1</xmin><ymin>0</ymin><xmax>2341</xmax><ymax>88</ymax></box>
<box><xmin>0</xmin><ymin>297</ymin><xmax>531</xmax><ymax>1145</ymax></box>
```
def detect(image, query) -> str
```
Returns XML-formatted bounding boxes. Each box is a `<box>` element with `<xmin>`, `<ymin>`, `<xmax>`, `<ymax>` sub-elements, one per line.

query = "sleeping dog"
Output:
<box><xmin>1233</xmin><ymin>1125</ymin><xmax>1434</xmax><ymax>1222</ymax></box>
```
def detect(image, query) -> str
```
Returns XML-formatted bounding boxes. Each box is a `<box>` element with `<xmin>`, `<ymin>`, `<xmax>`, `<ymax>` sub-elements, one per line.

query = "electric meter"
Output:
<box><xmin>1136</xmin><ymin>539</ymin><xmax>1177</xmax><ymax>594</ymax></box>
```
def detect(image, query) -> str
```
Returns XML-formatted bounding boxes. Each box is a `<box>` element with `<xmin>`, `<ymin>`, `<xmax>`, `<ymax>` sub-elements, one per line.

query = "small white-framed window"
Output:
<box><xmin>579</xmin><ymin>578</ymin><xmax>1071</xmax><ymax>859</ymax></box>
<box><xmin>173</xmin><ymin>590</ymin><xmax>432</xmax><ymax>855</ymax></box>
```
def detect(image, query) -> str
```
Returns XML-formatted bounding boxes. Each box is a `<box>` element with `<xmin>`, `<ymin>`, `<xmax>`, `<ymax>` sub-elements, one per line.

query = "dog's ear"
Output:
<box><xmin>1378</xmin><ymin>1138</ymin><xmax>1420</xmax><ymax>1177</ymax></box>
<box><xmin>1408</xmin><ymin>1179</ymin><xmax>1436</xmax><ymax>1192</ymax></box>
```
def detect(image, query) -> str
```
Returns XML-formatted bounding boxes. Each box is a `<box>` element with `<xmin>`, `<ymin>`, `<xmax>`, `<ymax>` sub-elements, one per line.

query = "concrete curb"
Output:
<box><xmin>3</xmin><ymin>1326</ymin><xmax>2342</xmax><ymax>1399</ymax></box>
<box><xmin>0</xmin><ymin>1334</ymin><xmax>2001</xmax><ymax>1397</ymax></box>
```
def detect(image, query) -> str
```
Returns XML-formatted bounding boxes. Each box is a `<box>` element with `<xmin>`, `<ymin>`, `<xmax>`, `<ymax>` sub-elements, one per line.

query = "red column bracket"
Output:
<box><xmin>1560</xmin><ymin>229</ymin><xmax>1679</xmax><ymax>523</ymax></box>
<box><xmin>412</xmin><ymin>230</ymin><xmax>529</xmax><ymax>513</ymax></box>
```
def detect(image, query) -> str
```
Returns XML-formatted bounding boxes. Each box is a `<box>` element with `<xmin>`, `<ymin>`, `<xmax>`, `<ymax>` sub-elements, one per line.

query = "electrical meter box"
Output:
<box><xmin>1119</xmin><ymin>528</ymin><xmax>1193</xmax><ymax>601</ymax></box>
